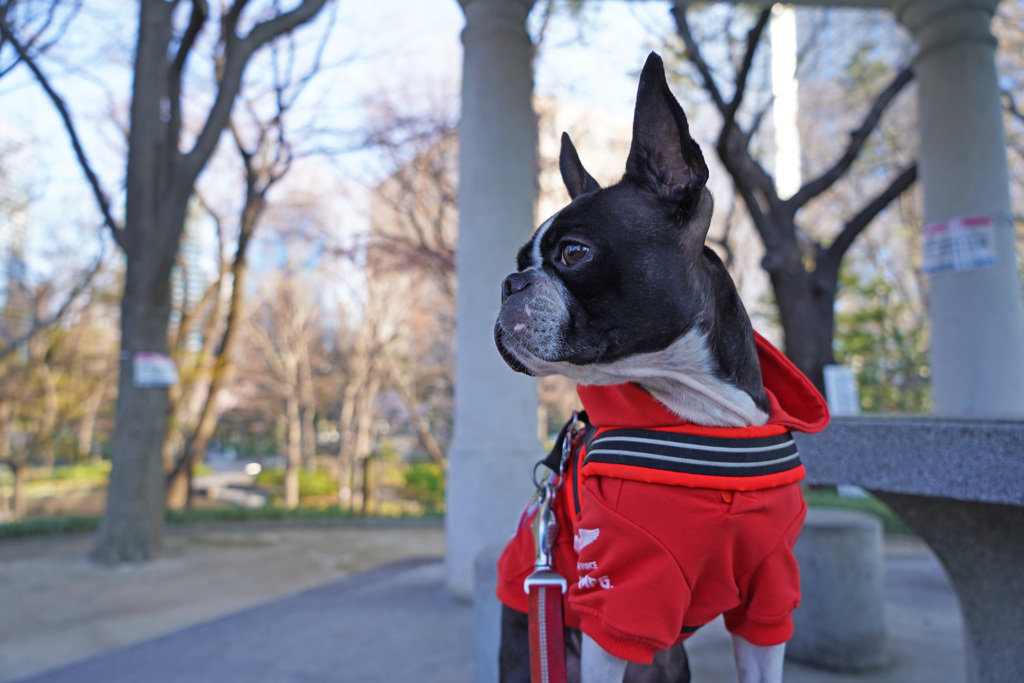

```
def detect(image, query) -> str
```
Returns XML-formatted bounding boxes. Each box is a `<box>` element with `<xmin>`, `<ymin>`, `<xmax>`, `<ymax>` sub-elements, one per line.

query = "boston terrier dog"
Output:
<box><xmin>492</xmin><ymin>53</ymin><xmax>828</xmax><ymax>683</ymax></box>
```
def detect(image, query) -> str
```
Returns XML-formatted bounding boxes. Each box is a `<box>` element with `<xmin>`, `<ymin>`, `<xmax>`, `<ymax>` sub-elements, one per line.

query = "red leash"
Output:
<box><xmin>528</xmin><ymin>580</ymin><xmax>567</xmax><ymax>683</ymax></box>
<box><xmin>524</xmin><ymin>414</ymin><xmax>583</xmax><ymax>683</ymax></box>
<box><xmin>524</xmin><ymin>480</ymin><xmax>568</xmax><ymax>683</ymax></box>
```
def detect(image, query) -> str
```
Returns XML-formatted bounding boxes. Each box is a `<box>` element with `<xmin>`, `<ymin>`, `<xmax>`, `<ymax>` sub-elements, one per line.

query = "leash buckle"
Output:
<box><xmin>524</xmin><ymin>568</ymin><xmax>568</xmax><ymax>595</ymax></box>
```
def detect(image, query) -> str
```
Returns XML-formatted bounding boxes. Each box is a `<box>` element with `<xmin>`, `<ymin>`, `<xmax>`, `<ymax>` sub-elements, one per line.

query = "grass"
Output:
<box><xmin>21</xmin><ymin>462</ymin><xmax>112</xmax><ymax>498</ymax></box>
<box><xmin>0</xmin><ymin>515</ymin><xmax>101</xmax><ymax>538</ymax></box>
<box><xmin>0</xmin><ymin>506</ymin><xmax>442</xmax><ymax>540</ymax></box>
<box><xmin>2</xmin><ymin>469</ymin><xmax>911</xmax><ymax>539</ymax></box>
<box><xmin>0</xmin><ymin>494</ymin><xmax>910</xmax><ymax>540</ymax></box>
<box><xmin>28</xmin><ymin>462</ymin><xmax>112</xmax><ymax>482</ymax></box>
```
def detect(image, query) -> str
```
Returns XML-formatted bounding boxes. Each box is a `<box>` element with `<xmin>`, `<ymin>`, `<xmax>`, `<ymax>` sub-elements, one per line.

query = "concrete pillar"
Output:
<box><xmin>449</xmin><ymin>0</ymin><xmax>539</xmax><ymax>599</ymax></box>
<box><xmin>895</xmin><ymin>0</ymin><xmax>1024</xmax><ymax>417</ymax></box>
<box><xmin>882</xmin><ymin>7</ymin><xmax>1024</xmax><ymax>681</ymax></box>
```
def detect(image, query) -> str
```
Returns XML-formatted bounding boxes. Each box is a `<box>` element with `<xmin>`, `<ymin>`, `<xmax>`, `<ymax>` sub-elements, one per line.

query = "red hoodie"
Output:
<box><xmin>496</xmin><ymin>333</ymin><xmax>830</xmax><ymax>664</ymax></box>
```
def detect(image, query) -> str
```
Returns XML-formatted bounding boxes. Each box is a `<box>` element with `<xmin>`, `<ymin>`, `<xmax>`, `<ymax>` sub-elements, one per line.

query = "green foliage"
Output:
<box><xmin>834</xmin><ymin>266</ymin><xmax>931</xmax><ymax>413</ymax></box>
<box><xmin>402</xmin><ymin>462</ymin><xmax>445</xmax><ymax>515</ymax></box>
<box><xmin>373</xmin><ymin>439</ymin><xmax>407</xmax><ymax>489</ymax></box>
<box><xmin>27</xmin><ymin>461</ymin><xmax>111</xmax><ymax>482</ymax></box>
<box><xmin>254</xmin><ymin>467</ymin><xmax>337</xmax><ymax>498</ymax></box>
<box><xmin>193</xmin><ymin>463</ymin><xmax>215</xmax><ymax>477</ymax></box>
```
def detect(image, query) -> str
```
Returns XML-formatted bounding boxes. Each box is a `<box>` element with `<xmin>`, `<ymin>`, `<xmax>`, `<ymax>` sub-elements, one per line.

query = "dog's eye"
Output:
<box><xmin>560</xmin><ymin>243</ymin><xmax>590</xmax><ymax>267</ymax></box>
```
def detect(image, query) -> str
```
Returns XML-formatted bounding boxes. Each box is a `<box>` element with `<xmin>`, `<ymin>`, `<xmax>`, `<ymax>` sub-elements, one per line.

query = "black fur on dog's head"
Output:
<box><xmin>494</xmin><ymin>53</ymin><xmax>768</xmax><ymax>427</ymax></box>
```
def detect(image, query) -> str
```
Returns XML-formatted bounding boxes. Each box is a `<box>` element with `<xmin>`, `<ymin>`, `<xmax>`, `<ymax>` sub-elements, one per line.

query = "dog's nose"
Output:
<box><xmin>501</xmin><ymin>273</ymin><xmax>530</xmax><ymax>304</ymax></box>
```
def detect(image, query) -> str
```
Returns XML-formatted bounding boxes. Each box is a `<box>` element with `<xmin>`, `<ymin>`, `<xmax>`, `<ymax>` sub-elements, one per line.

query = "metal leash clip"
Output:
<box><xmin>523</xmin><ymin>481</ymin><xmax>567</xmax><ymax>594</ymax></box>
<box><xmin>523</xmin><ymin>411</ymin><xmax>581</xmax><ymax>595</ymax></box>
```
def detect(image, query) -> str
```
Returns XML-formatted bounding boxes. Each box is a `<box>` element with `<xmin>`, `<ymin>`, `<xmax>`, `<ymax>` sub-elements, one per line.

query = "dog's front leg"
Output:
<box><xmin>581</xmin><ymin>633</ymin><xmax>628</xmax><ymax>683</ymax></box>
<box><xmin>730</xmin><ymin>636</ymin><xmax>785</xmax><ymax>683</ymax></box>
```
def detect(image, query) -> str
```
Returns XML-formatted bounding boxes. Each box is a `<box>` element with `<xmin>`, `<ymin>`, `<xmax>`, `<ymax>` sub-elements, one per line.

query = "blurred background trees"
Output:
<box><xmin>2</xmin><ymin>0</ymin><xmax>1024</xmax><ymax>557</ymax></box>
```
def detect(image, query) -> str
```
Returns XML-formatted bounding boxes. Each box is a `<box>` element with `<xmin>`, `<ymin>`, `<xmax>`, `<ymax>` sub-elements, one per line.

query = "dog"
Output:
<box><xmin>492</xmin><ymin>53</ymin><xmax>829</xmax><ymax>683</ymax></box>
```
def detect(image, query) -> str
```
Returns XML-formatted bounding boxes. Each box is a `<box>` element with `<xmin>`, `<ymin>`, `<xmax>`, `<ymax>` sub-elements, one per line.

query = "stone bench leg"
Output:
<box><xmin>788</xmin><ymin>507</ymin><xmax>887</xmax><ymax>671</ymax></box>
<box><xmin>878</xmin><ymin>493</ymin><xmax>1024</xmax><ymax>683</ymax></box>
<box><xmin>474</xmin><ymin>545</ymin><xmax>504</xmax><ymax>683</ymax></box>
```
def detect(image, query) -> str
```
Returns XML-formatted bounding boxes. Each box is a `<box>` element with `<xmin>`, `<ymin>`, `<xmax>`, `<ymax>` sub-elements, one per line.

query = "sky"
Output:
<box><xmin>0</xmin><ymin>0</ymin><xmax>676</xmax><ymax>290</ymax></box>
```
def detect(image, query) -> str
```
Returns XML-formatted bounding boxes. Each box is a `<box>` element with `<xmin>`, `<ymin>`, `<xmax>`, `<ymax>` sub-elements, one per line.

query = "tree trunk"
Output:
<box><xmin>769</xmin><ymin>264</ymin><xmax>837</xmax><ymax>394</ymax></box>
<box><xmin>90</xmin><ymin>256</ymin><xmax>177</xmax><ymax>563</ymax></box>
<box><xmin>35</xmin><ymin>365</ymin><xmax>59</xmax><ymax>473</ymax></box>
<box><xmin>0</xmin><ymin>464</ymin><xmax>9</xmax><ymax>520</ymax></box>
<box><xmin>88</xmin><ymin>0</ymin><xmax>179</xmax><ymax>564</ymax></box>
<box><xmin>0</xmin><ymin>401</ymin><xmax>10</xmax><ymax>519</ymax></box>
<box><xmin>302</xmin><ymin>406</ymin><xmax>316</xmax><ymax>474</ymax></box>
<box><xmin>164</xmin><ymin>431</ymin><xmax>189</xmax><ymax>510</ymax></box>
<box><xmin>361</xmin><ymin>454</ymin><xmax>376</xmax><ymax>516</ymax></box>
<box><xmin>284</xmin><ymin>392</ymin><xmax>301</xmax><ymax>509</ymax></box>
<box><xmin>82</xmin><ymin>0</ymin><xmax>329</xmax><ymax>562</ymax></box>
<box><xmin>385</xmin><ymin>355</ymin><xmax>447</xmax><ymax>468</ymax></box>
<box><xmin>300</xmin><ymin>349</ymin><xmax>317</xmax><ymax>474</ymax></box>
<box><xmin>168</xmin><ymin>198</ymin><xmax>259</xmax><ymax>510</ymax></box>
<box><xmin>166</xmin><ymin>330</ymin><xmax>235</xmax><ymax>511</ymax></box>
<box><xmin>77</xmin><ymin>383</ymin><xmax>106</xmax><ymax>460</ymax></box>
<box><xmin>10</xmin><ymin>463</ymin><xmax>26</xmax><ymax>520</ymax></box>
<box><xmin>336</xmin><ymin>382</ymin><xmax>358</xmax><ymax>510</ymax></box>
<box><xmin>351</xmin><ymin>373</ymin><xmax>381</xmax><ymax>515</ymax></box>
<box><xmin>0</xmin><ymin>401</ymin><xmax>9</xmax><ymax>518</ymax></box>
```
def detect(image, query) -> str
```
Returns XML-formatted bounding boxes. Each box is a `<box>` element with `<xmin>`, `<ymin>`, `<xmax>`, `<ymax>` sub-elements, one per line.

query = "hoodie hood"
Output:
<box><xmin>577</xmin><ymin>331</ymin><xmax>830</xmax><ymax>434</ymax></box>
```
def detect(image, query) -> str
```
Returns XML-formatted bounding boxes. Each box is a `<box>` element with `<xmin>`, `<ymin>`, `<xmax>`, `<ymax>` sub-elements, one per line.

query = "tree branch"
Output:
<box><xmin>0</xmin><ymin>0</ymin><xmax>82</xmax><ymax>78</ymax></box>
<box><xmin>725</xmin><ymin>7</ymin><xmax>771</xmax><ymax>125</ymax></box>
<box><xmin>787</xmin><ymin>65</ymin><xmax>913</xmax><ymax>211</ymax></box>
<box><xmin>168</xmin><ymin>0</ymin><xmax>208</xmax><ymax>147</ymax></box>
<box><xmin>0</xmin><ymin>14</ymin><xmax>123</xmax><ymax>249</ymax></box>
<box><xmin>671</xmin><ymin>4</ymin><xmax>727</xmax><ymax>114</ymax></box>
<box><xmin>673</xmin><ymin>3</ymin><xmax>779</xmax><ymax>230</ymax></box>
<box><xmin>180</xmin><ymin>0</ymin><xmax>328</xmax><ymax>184</ymax></box>
<box><xmin>0</xmin><ymin>243</ymin><xmax>107</xmax><ymax>363</ymax></box>
<box><xmin>823</xmin><ymin>163</ymin><xmax>917</xmax><ymax>270</ymax></box>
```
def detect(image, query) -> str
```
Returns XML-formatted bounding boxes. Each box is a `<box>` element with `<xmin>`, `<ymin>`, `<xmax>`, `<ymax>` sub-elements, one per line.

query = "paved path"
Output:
<box><xmin>1</xmin><ymin>523</ymin><xmax>966</xmax><ymax>682</ymax></box>
<box><xmin>21</xmin><ymin>558</ymin><xmax>473</xmax><ymax>683</ymax></box>
<box><xmin>0</xmin><ymin>519</ymin><xmax>445</xmax><ymax>682</ymax></box>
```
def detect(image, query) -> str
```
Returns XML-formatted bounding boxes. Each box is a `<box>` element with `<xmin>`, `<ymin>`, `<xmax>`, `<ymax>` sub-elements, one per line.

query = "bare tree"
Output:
<box><xmin>99</xmin><ymin>0</ymin><xmax>330</xmax><ymax>561</ymax></box>
<box><xmin>361</xmin><ymin>95</ymin><xmax>458</xmax><ymax>471</ymax></box>
<box><xmin>672</xmin><ymin>4</ymin><xmax>917</xmax><ymax>389</ymax></box>
<box><xmin>3</xmin><ymin>0</ymin><xmax>332</xmax><ymax>561</ymax></box>
<box><xmin>243</xmin><ymin>266</ymin><xmax>324</xmax><ymax>509</ymax></box>
<box><xmin>163</xmin><ymin>26</ymin><xmax>334</xmax><ymax>509</ymax></box>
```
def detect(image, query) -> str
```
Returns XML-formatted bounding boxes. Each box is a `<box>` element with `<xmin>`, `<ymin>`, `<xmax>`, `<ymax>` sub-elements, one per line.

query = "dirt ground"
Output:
<box><xmin>0</xmin><ymin>519</ymin><xmax>445</xmax><ymax>682</ymax></box>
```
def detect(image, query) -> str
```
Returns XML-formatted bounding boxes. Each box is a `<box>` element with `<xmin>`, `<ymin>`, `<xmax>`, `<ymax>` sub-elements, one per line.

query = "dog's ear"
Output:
<box><xmin>625</xmin><ymin>53</ymin><xmax>709</xmax><ymax>207</ymax></box>
<box><xmin>559</xmin><ymin>132</ymin><xmax>601</xmax><ymax>200</ymax></box>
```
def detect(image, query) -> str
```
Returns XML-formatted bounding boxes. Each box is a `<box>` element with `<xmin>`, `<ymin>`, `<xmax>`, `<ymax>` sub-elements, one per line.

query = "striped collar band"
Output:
<box><xmin>583</xmin><ymin>428</ymin><xmax>801</xmax><ymax>480</ymax></box>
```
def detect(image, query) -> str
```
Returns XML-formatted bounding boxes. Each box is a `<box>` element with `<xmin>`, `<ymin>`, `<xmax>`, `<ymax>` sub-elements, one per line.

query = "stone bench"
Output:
<box><xmin>789</xmin><ymin>507</ymin><xmax>886</xmax><ymax>671</ymax></box>
<box><xmin>795</xmin><ymin>417</ymin><xmax>1024</xmax><ymax>683</ymax></box>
